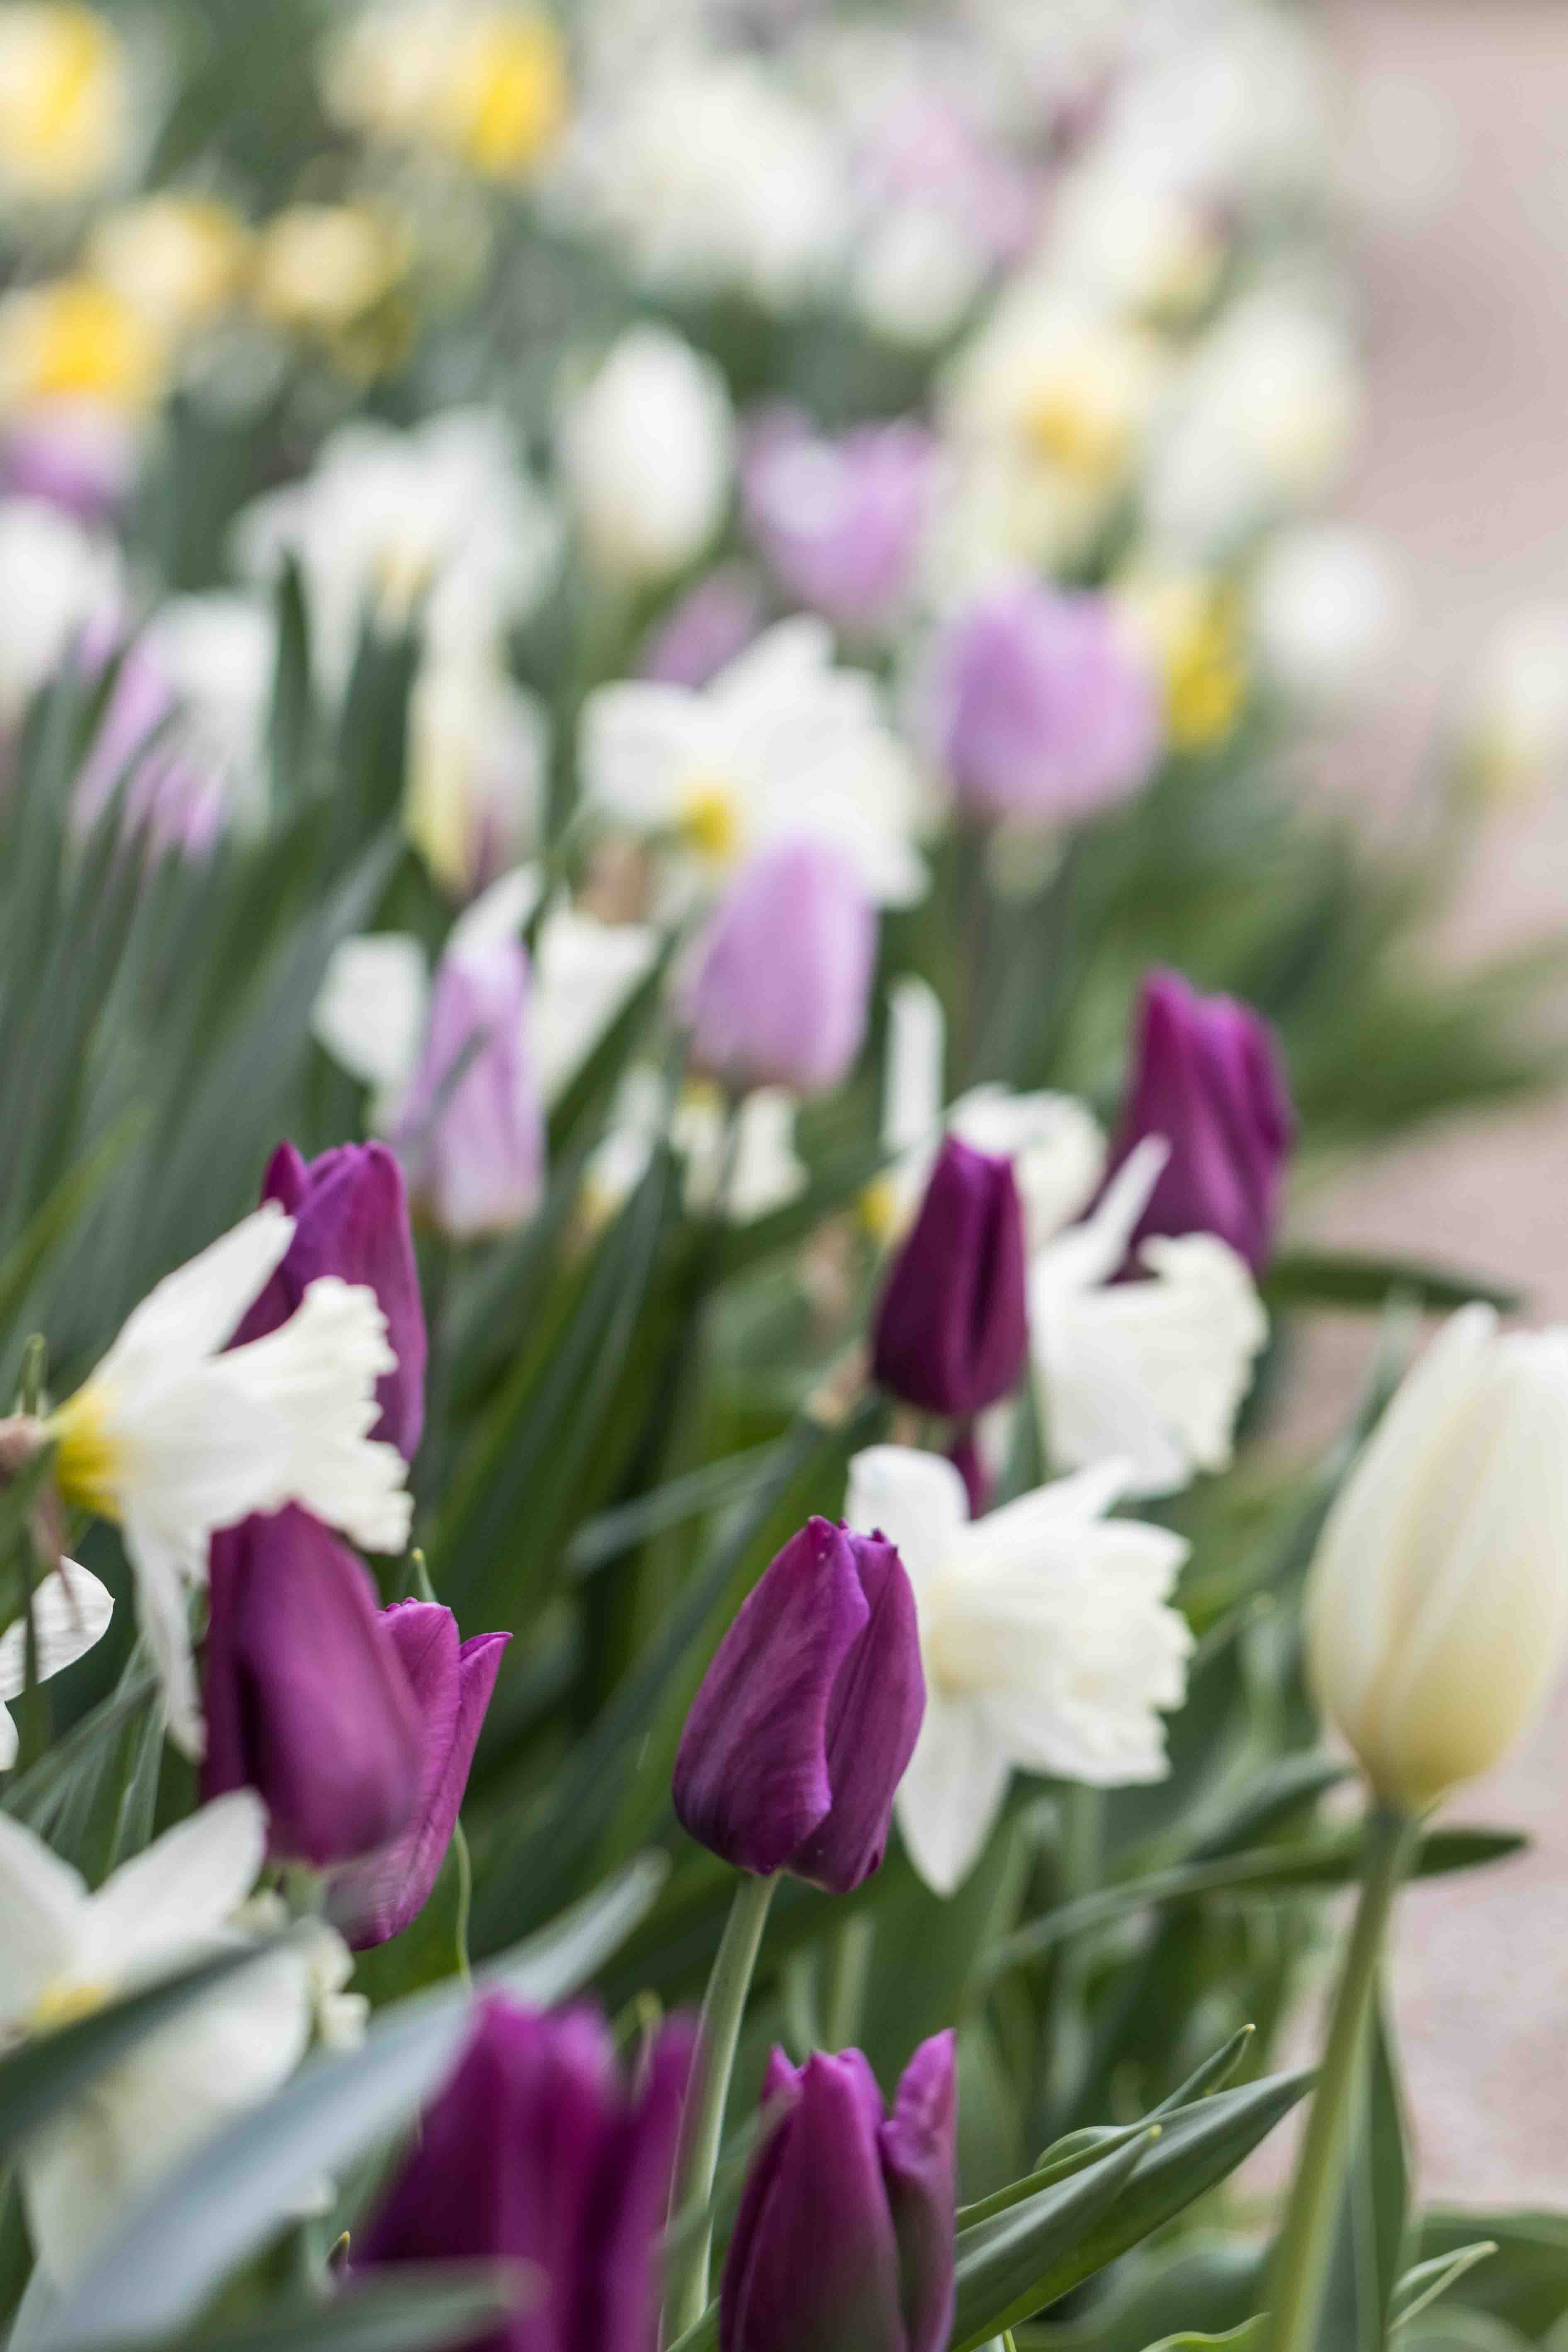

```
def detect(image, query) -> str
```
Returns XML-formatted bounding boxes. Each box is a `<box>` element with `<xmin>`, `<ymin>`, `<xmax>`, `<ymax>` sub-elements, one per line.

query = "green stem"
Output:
<box><xmin>822</xmin><ymin>1914</ymin><xmax>874</xmax><ymax>2051</ymax></box>
<box><xmin>663</xmin><ymin>1871</ymin><xmax>776</xmax><ymax>2340</ymax></box>
<box><xmin>1266</xmin><ymin>1803</ymin><xmax>1418</xmax><ymax>2352</ymax></box>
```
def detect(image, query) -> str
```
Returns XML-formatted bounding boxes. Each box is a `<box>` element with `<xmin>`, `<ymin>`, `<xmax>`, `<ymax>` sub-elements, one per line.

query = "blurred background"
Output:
<box><xmin>1300</xmin><ymin>0</ymin><xmax>1568</xmax><ymax>2210</ymax></box>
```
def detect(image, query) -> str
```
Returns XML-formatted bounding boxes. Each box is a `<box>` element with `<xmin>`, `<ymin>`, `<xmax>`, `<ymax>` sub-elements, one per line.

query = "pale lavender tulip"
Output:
<box><xmin>741</xmin><ymin>408</ymin><xmax>938</xmax><ymax>635</ymax></box>
<box><xmin>926</xmin><ymin>582</ymin><xmax>1163</xmax><ymax>825</ymax></box>
<box><xmin>391</xmin><ymin>930</ymin><xmax>545</xmax><ymax>1239</ymax></box>
<box><xmin>1</xmin><ymin>402</ymin><xmax>137</xmax><ymax>522</ymax></box>
<box><xmin>678</xmin><ymin>840</ymin><xmax>877</xmax><ymax>1096</ymax></box>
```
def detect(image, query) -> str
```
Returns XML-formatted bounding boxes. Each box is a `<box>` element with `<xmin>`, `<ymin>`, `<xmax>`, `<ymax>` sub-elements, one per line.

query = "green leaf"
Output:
<box><xmin>350</xmin><ymin>1827</ymin><xmax>471</xmax><ymax>2007</ymax></box>
<box><xmin>54</xmin><ymin>2265</ymin><xmax>528</xmax><ymax>2352</ymax></box>
<box><xmin>476</xmin><ymin>1851</ymin><xmax>669</xmax><ymax>2006</ymax></box>
<box><xmin>564</xmin><ymin>1440</ymin><xmax>784</xmax><ymax>1579</ymax></box>
<box><xmin>0</xmin><ymin>1941</ymin><xmax>297</xmax><ymax>2160</ymax></box>
<box><xmin>43</xmin><ymin>1645</ymin><xmax>166</xmax><ymax>1887</ymax></box>
<box><xmin>0</xmin><ymin>1110</ymin><xmax>145</xmax><ymax>1361</ymax></box>
<box><xmin>2</xmin><ymin>1668</ymin><xmax>161</xmax><ymax>1835</ymax></box>
<box><xmin>951</xmin><ymin>2132</ymin><xmax>1156</xmax><ymax>2352</ymax></box>
<box><xmin>1415</xmin><ymin>2211</ymin><xmax>1568</xmax><ymax>2340</ymax></box>
<box><xmin>1393</xmin><ymin>2245</ymin><xmax>1499</xmax><ymax>2332</ymax></box>
<box><xmin>981</xmin><ymin>1826</ymin><xmax>1526</xmax><ymax>1984</ymax></box>
<box><xmin>965</xmin><ymin>2070</ymin><xmax>1314</xmax><ymax>2345</ymax></box>
<box><xmin>1264</xmin><ymin>1250</ymin><xmax>1522</xmax><ymax>1316</ymax></box>
<box><xmin>1314</xmin><ymin>1998</ymin><xmax>1410</xmax><ymax>2352</ymax></box>
<box><xmin>1399</xmin><ymin>2314</ymin><xmax>1532</xmax><ymax>2352</ymax></box>
<box><xmin>1139</xmin><ymin>2328</ymin><xmax>1268</xmax><ymax>2352</ymax></box>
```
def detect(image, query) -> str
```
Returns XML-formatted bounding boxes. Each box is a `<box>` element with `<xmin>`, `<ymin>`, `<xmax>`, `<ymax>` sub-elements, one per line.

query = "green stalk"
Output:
<box><xmin>663</xmin><ymin>1871</ymin><xmax>776</xmax><ymax>2340</ymax></box>
<box><xmin>1265</xmin><ymin>1803</ymin><xmax>1418</xmax><ymax>2352</ymax></box>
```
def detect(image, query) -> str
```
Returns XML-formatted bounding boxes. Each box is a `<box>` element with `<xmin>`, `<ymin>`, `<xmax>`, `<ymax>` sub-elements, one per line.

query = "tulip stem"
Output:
<box><xmin>664</xmin><ymin>1870</ymin><xmax>777</xmax><ymax>2341</ymax></box>
<box><xmin>1265</xmin><ymin>1801</ymin><xmax>1418</xmax><ymax>2352</ymax></box>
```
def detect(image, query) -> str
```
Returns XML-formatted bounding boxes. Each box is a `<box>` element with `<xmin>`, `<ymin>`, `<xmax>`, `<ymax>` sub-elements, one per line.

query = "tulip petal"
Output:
<box><xmin>673</xmin><ymin>1518</ymin><xmax>870</xmax><ymax>1879</ymax></box>
<box><xmin>721</xmin><ymin>2049</ymin><xmax>907</xmax><ymax>2352</ymax></box>
<box><xmin>879</xmin><ymin>2032</ymin><xmax>958</xmax><ymax>2352</ymax></box>
<box><xmin>790</xmin><ymin>1533</ymin><xmax>924</xmax><ymax>1894</ymax></box>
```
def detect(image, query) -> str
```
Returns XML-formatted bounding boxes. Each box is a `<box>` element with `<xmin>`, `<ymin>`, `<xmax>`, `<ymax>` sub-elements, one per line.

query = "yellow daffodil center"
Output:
<box><xmin>0</xmin><ymin>6</ymin><xmax>126</xmax><ymax>197</ymax></box>
<box><xmin>447</xmin><ymin>12</ymin><xmax>569</xmax><ymax>176</ymax></box>
<box><xmin>859</xmin><ymin>1173</ymin><xmax>902</xmax><ymax>1246</ymax></box>
<box><xmin>0</xmin><ymin>277</ymin><xmax>165</xmax><ymax>413</ymax></box>
<box><xmin>678</xmin><ymin>775</ymin><xmax>741</xmax><ymax>868</ymax></box>
<box><xmin>30</xmin><ymin>1978</ymin><xmax>112</xmax><ymax>2034</ymax></box>
<box><xmin>1116</xmin><ymin>575</ymin><xmax>1248</xmax><ymax>753</ymax></box>
<box><xmin>1023</xmin><ymin>381</ymin><xmax>1129</xmax><ymax>481</ymax></box>
<box><xmin>49</xmin><ymin>1383</ymin><xmax>122</xmax><ymax>1519</ymax></box>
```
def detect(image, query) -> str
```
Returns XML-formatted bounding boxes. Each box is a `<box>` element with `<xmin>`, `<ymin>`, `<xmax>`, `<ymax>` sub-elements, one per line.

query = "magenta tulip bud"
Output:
<box><xmin>231</xmin><ymin>1140</ymin><xmax>427</xmax><ymax>1460</ymax></box>
<box><xmin>873</xmin><ymin>1135</ymin><xmax>1028</xmax><ymax>1417</ymax></box>
<box><xmin>327</xmin><ymin>1600</ymin><xmax>508</xmax><ymax>1949</ymax></box>
<box><xmin>721</xmin><ymin>2034</ymin><xmax>958</xmax><ymax>2352</ymax></box>
<box><xmin>201</xmin><ymin>1506</ymin><xmax>424</xmax><ymax>1866</ymax></box>
<box><xmin>926</xmin><ymin>581</ymin><xmax>1162</xmax><ymax>824</ymax></box>
<box><xmin>1108</xmin><ymin>967</ymin><xmax>1296</xmax><ymax>1274</ymax></box>
<box><xmin>638</xmin><ymin>563</ymin><xmax>767</xmax><ymax>688</ymax></box>
<box><xmin>673</xmin><ymin>1517</ymin><xmax>924</xmax><ymax>1893</ymax></box>
<box><xmin>741</xmin><ymin>406</ymin><xmax>937</xmax><ymax>636</ymax></box>
<box><xmin>391</xmin><ymin>928</ymin><xmax>545</xmax><ymax>1239</ymax></box>
<box><xmin>678</xmin><ymin>841</ymin><xmax>877</xmax><ymax>1096</ymax></box>
<box><xmin>359</xmin><ymin>1993</ymin><xmax>695</xmax><ymax>2352</ymax></box>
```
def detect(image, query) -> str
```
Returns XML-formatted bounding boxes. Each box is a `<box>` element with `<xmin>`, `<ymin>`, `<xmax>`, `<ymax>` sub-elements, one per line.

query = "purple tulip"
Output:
<box><xmin>231</xmin><ymin>1140</ymin><xmax>427</xmax><ymax>1461</ymax></box>
<box><xmin>70</xmin><ymin>635</ymin><xmax>228</xmax><ymax>862</ymax></box>
<box><xmin>327</xmin><ymin>1600</ymin><xmax>509</xmax><ymax>1949</ymax></box>
<box><xmin>201</xmin><ymin>1506</ymin><xmax>424</xmax><ymax>1867</ymax></box>
<box><xmin>740</xmin><ymin>407</ymin><xmax>938</xmax><ymax>636</ymax></box>
<box><xmin>358</xmin><ymin>1993</ymin><xmax>695</xmax><ymax>2352</ymax></box>
<box><xmin>721</xmin><ymin>2034</ymin><xmax>958</xmax><ymax>2352</ymax></box>
<box><xmin>1108</xmin><ymin>967</ymin><xmax>1296</xmax><ymax>1274</ymax></box>
<box><xmin>678</xmin><ymin>841</ymin><xmax>877</xmax><ymax>1096</ymax></box>
<box><xmin>674</xmin><ymin>1517</ymin><xmax>924</xmax><ymax>1893</ymax></box>
<box><xmin>390</xmin><ymin>929</ymin><xmax>545</xmax><ymax>1239</ymax></box>
<box><xmin>925</xmin><ymin>581</ymin><xmax>1163</xmax><ymax>825</ymax></box>
<box><xmin>638</xmin><ymin>564</ymin><xmax>767</xmax><ymax>688</ymax></box>
<box><xmin>873</xmin><ymin>1136</ymin><xmax>1028</xmax><ymax>1417</ymax></box>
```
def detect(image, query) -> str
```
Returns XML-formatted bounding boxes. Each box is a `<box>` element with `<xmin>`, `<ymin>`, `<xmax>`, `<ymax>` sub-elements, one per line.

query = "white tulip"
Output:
<box><xmin>845</xmin><ymin>1446</ymin><xmax>1192</xmax><ymax>1895</ymax></box>
<box><xmin>0</xmin><ymin>1793</ymin><xmax>341</xmax><ymax>2285</ymax></box>
<box><xmin>579</xmin><ymin>618</ymin><xmax>926</xmax><ymax>908</ymax></box>
<box><xmin>1029</xmin><ymin>1139</ymin><xmax>1268</xmax><ymax>1498</ymax></box>
<box><xmin>0</xmin><ymin>1562</ymin><xmax>114</xmax><ymax>1768</ymax></box>
<box><xmin>1305</xmin><ymin>1305</ymin><xmax>1568</xmax><ymax>1810</ymax></box>
<box><xmin>45</xmin><ymin>1207</ymin><xmax>412</xmax><ymax>1753</ymax></box>
<box><xmin>560</xmin><ymin>324</ymin><xmax>735</xmax><ymax>589</ymax></box>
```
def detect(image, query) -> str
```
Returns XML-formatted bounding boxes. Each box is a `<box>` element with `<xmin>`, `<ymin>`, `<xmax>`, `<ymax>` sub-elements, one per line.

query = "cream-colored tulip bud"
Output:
<box><xmin>1305</xmin><ymin>1305</ymin><xmax>1568</xmax><ymax>1810</ymax></box>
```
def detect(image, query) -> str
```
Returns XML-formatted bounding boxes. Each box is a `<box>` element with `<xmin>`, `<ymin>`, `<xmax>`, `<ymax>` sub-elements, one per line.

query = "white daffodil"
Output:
<box><xmin>0</xmin><ymin>496</ymin><xmax>123</xmax><ymax>726</ymax></box>
<box><xmin>0</xmin><ymin>1562</ymin><xmax>114</xmax><ymax>1768</ymax></box>
<box><xmin>868</xmin><ymin>974</ymin><xmax>1104</xmax><ymax>1247</ymax></box>
<box><xmin>581</xmin><ymin>1068</ymin><xmax>807</xmax><ymax>1234</ymax></box>
<box><xmin>312</xmin><ymin>863</ymin><xmax>659</xmax><ymax>1125</ymax></box>
<box><xmin>406</xmin><ymin>652</ymin><xmax>550</xmax><ymax>901</ymax></box>
<box><xmin>233</xmin><ymin>409</ymin><xmax>561</xmax><ymax>700</ymax></box>
<box><xmin>846</xmin><ymin>1446</ymin><xmax>1192</xmax><ymax>1895</ymax></box>
<box><xmin>1029</xmin><ymin>1137</ymin><xmax>1268</xmax><ymax>1499</ymax></box>
<box><xmin>579</xmin><ymin>618</ymin><xmax>927</xmax><ymax>909</ymax></box>
<box><xmin>0</xmin><ymin>1791</ymin><xmax>343</xmax><ymax>2285</ymax></box>
<box><xmin>46</xmin><ymin>1208</ymin><xmax>412</xmax><ymax>1753</ymax></box>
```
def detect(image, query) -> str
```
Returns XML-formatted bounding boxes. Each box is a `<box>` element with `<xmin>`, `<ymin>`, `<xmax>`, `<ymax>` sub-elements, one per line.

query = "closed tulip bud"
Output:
<box><xmin>872</xmin><ymin>1135</ymin><xmax>1028</xmax><ymax>1417</ymax></box>
<box><xmin>673</xmin><ymin>1517</ymin><xmax>924</xmax><ymax>1893</ymax></box>
<box><xmin>1305</xmin><ymin>1305</ymin><xmax>1568</xmax><ymax>1810</ymax></box>
<box><xmin>391</xmin><ymin>926</ymin><xmax>545</xmax><ymax>1240</ymax></box>
<box><xmin>202</xmin><ymin>1506</ymin><xmax>424</xmax><ymax>1867</ymax></box>
<box><xmin>359</xmin><ymin>1993</ymin><xmax>695</xmax><ymax>2352</ymax></box>
<box><xmin>1106</xmin><ymin>967</ymin><xmax>1294</xmax><ymax>1275</ymax></box>
<box><xmin>678</xmin><ymin>840</ymin><xmax>878</xmax><ymax>1097</ymax></box>
<box><xmin>721</xmin><ymin>2034</ymin><xmax>957</xmax><ymax>2352</ymax></box>
<box><xmin>232</xmin><ymin>1140</ymin><xmax>427</xmax><ymax>1459</ymax></box>
<box><xmin>328</xmin><ymin>1600</ymin><xmax>509</xmax><ymax>1949</ymax></box>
